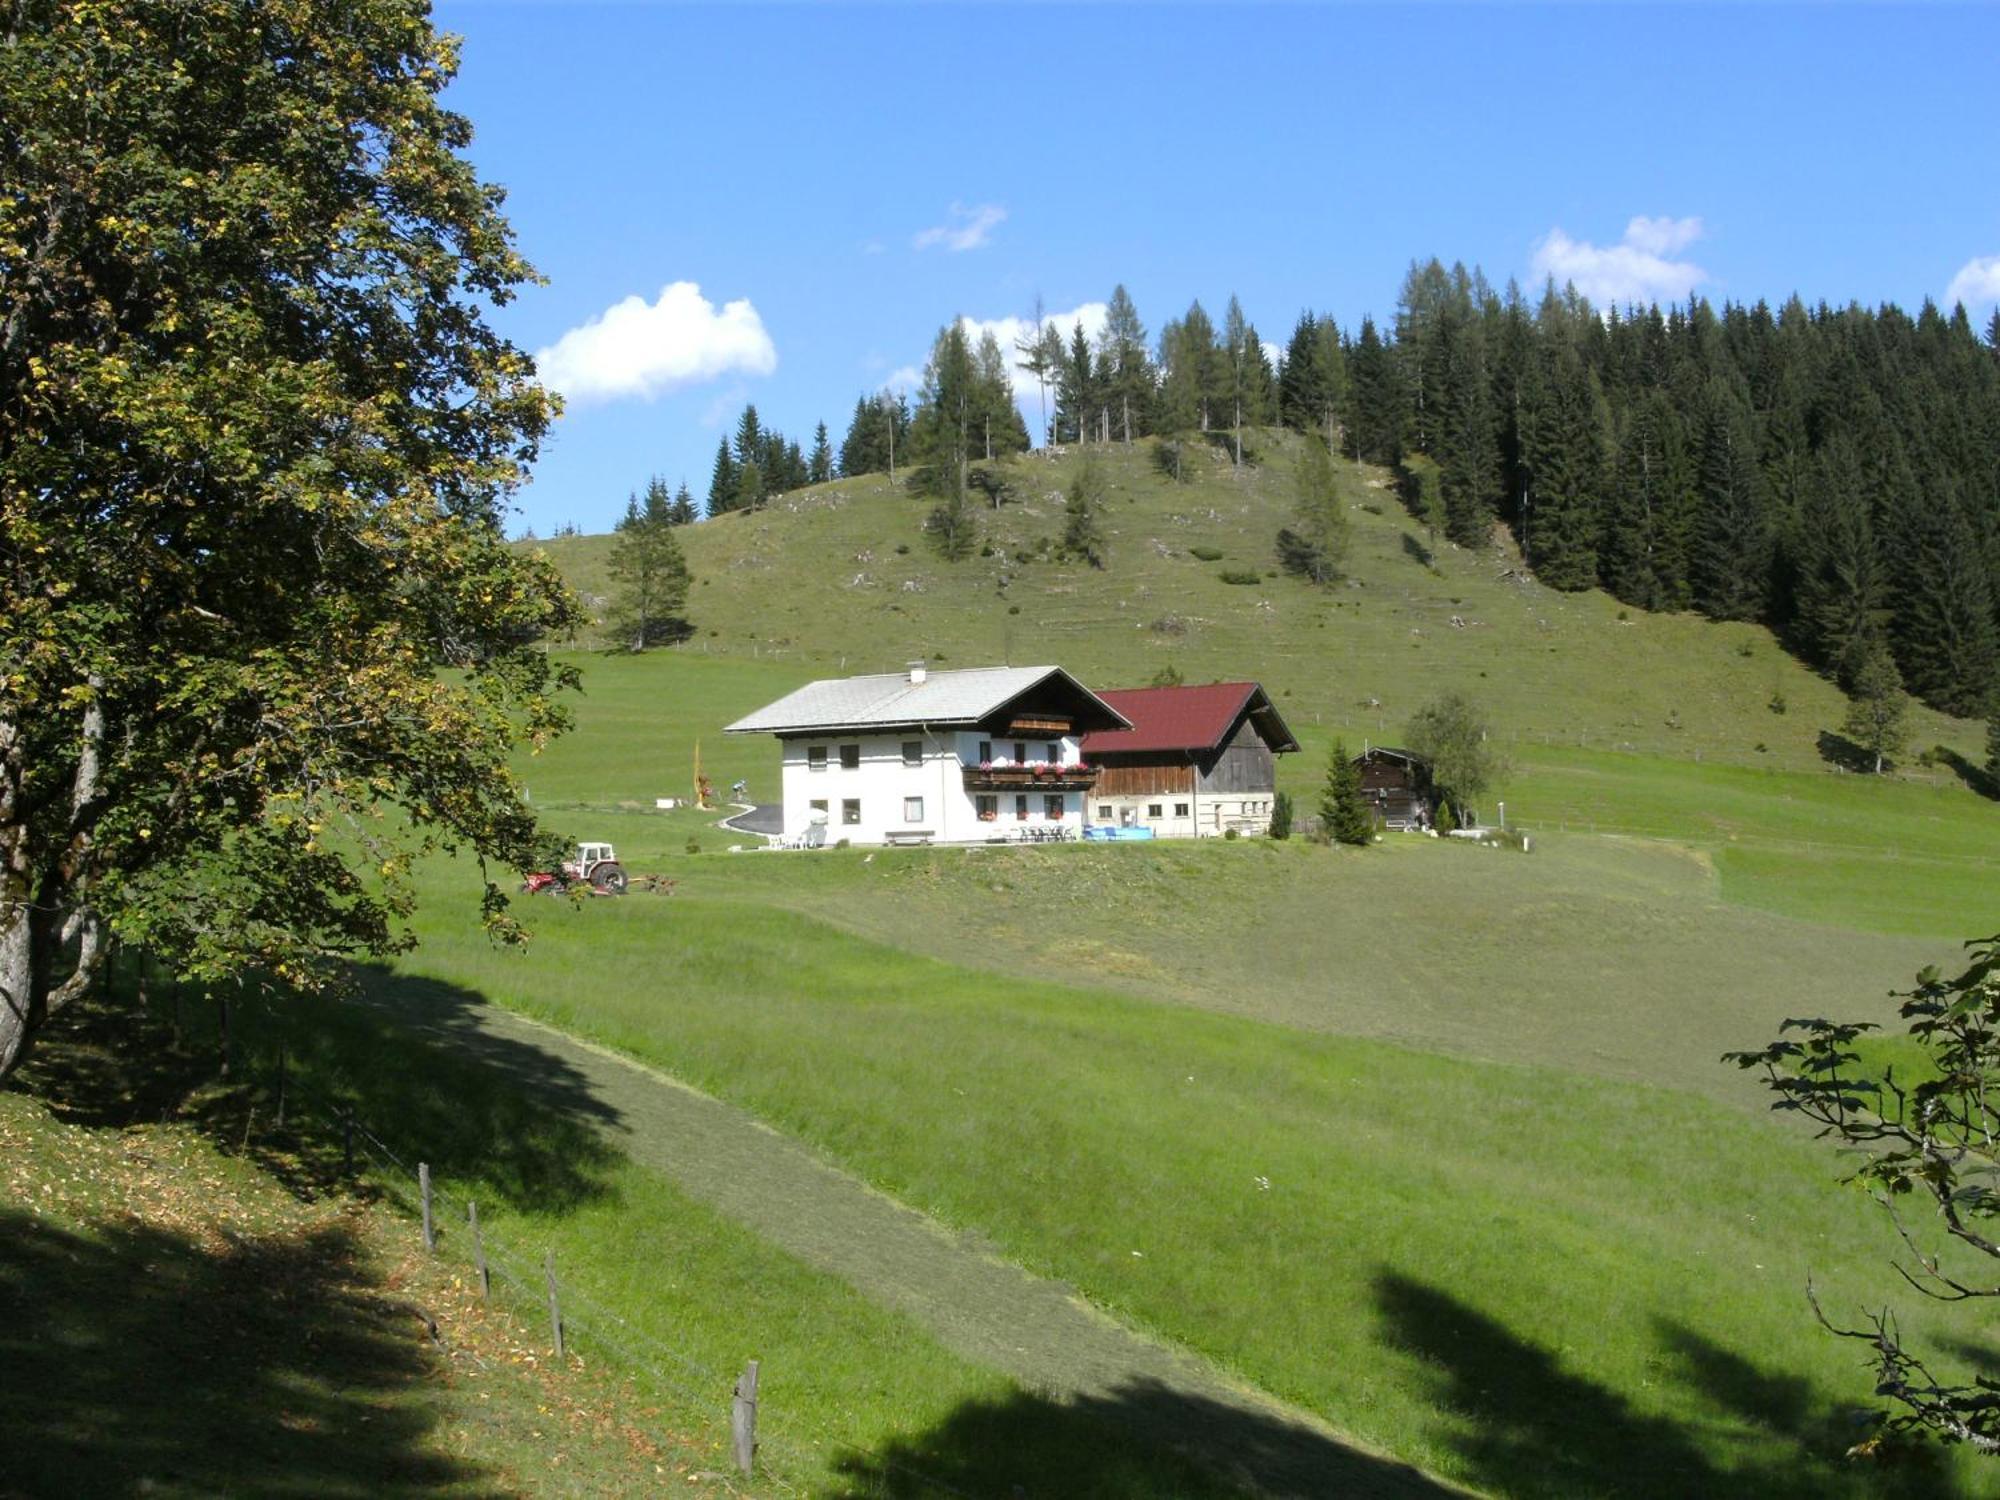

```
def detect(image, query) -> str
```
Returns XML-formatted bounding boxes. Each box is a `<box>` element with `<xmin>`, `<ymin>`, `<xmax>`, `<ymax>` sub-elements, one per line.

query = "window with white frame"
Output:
<box><xmin>976</xmin><ymin>794</ymin><xmax>998</xmax><ymax>820</ymax></box>
<box><xmin>1147</xmin><ymin>803</ymin><xmax>1163</xmax><ymax>819</ymax></box>
<box><xmin>1096</xmin><ymin>804</ymin><xmax>1111</xmax><ymax>820</ymax></box>
<box><xmin>842</xmin><ymin>799</ymin><xmax>861</xmax><ymax>825</ymax></box>
<box><xmin>902</xmin><ymin>741</ymin><xmax>922</xmax><ymax>767</ymax></box>
<box><xmin>1014</xmin><ymin>794</ymin><xmax>1029</xmax><ymax>821</ymax></box>
<box><xmin>839</xmin><ymin>744</ymin><xmax>861</xmax><ymax>770</ymax></box>
<box><xmin>904</xmin><ymin>796</ymin><xmax>924</xmax><ymax>823</ymax></box>
<box><xmin>1043</xmin><ymin>795</ymin><xmax>1063</xmax><ymax>820</ymax></box>
<box><xmin>807</xmin><ymin>746</ymin><xmax>827</xmax><ymax>771</ymax></box>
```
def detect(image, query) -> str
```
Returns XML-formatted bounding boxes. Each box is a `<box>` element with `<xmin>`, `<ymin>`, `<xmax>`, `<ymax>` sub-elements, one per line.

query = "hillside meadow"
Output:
<box><xmin>318</xmin><ymin>436</ymin><xmax>2000</xmax><ymax>1495</ymax></box>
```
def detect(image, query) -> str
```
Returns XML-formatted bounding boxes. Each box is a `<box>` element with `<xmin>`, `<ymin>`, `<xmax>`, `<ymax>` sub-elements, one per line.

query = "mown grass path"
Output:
<box><xmin>370</xmin><ymin>981</ymin><xmax>1465</xmax><ymax>1499</ymax></box>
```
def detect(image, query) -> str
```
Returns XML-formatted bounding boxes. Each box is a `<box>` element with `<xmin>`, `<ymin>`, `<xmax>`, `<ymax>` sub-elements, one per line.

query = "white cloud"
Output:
<box><xmin>534</xmin><ymin>282</ymin><xmax>776</xmax><ymax>406</ymax></box>
<box><xmin>882</xmin><ymin>365</ymin><xmax>924</xmax><ymax>396</ymax></box>
<box><xmin>1946</xmin><ymin>255</ymin><xmax>2000</xmax><ymax>312</ymax></box>
<box><xmin>955</xmin><ymin>302</ymin><xmax>1109</xmax><ymax>400</ymax></box>
<box><xmin>913</xmin><ymin>202</ymin><xmax>1007</xmax><ymax>253</ymax></box>
<box><xmin>1529</xmin><ymin>216</ymin><xmax>1708</xmax><ymax>310</ymax></box>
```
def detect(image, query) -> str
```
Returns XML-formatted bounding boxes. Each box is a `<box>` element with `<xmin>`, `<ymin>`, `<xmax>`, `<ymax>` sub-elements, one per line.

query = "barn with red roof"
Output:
<box><xmin>1080</xmin><ymin>682</ymin><xmax>1299</xmax><ymax>838</ymax></box>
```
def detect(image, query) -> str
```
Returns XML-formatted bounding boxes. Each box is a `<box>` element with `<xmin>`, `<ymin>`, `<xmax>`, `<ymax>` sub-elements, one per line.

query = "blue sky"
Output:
<box><xmin>432</xmin><ymin>2</ymin><xmax>2000</xmax><ymax>537</ymax></box>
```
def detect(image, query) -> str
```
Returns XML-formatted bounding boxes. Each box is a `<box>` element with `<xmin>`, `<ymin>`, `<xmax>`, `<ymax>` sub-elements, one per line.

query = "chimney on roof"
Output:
<box><xmin>907</xmin><ymin>660</ymin><xmax>927</xmax><ymax>685</ymax></box>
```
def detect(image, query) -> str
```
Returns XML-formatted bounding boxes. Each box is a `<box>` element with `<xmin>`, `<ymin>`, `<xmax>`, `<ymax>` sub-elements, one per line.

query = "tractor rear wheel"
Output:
<box><xmin>592</xmin><ymin>862</ymin><xmax>628</xmax><ymax>895</ymax></box>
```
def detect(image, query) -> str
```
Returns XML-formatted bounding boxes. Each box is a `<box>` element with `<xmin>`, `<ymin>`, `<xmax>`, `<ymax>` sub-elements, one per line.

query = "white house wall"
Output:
<box><xmin>777</xmin><ymin>729</ymin><xmax>1085</xmax><ymax>846</ymax></box>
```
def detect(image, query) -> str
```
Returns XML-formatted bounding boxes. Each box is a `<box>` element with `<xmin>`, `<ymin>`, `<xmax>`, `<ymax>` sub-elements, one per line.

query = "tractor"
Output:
<box><xmin>523</xmin><ymin>841</ymin><xmax>629</xmax><ymax>896</ymax></box>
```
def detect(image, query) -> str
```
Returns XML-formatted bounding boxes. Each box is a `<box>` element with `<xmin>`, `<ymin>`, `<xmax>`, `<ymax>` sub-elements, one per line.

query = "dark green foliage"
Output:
<box><xmin>607</xmin><ymin>480</ymin><xmax>692</xmax><ymax>649</ymax></box>
<box><xmin>1726</xmin><ymin>933</ymin><xmax>2000</xmax><ymax>1457</ymax></box>
<box><xmin>1518</xmin><ymin>343</ymin><xmax>1604</xmax><ymax>590</ymax></box>
<box><xmin>1842</xmin><ymin>642</ymin><xmax>1909</xmax><ymax>773</ymax></box>
<box><xmin>807</xmin><ymin>422</ymin><xmax>833</xmax><ymax>485</ymax></box>
<box><xmin>1986</xmin><ymin>706</ymin><xmax>2000</xmax><ymax>784</ymax></box>
<box><xmin>1148</xmin><ymin>663</ymin><xmax>1185</xmax><ymax>688</ymax></box>
<box><xmin>838</xmin><ymin>393</ymin><xmax>909</xmax><ymax>479</ymax></box>
<box><xmin>1100</xmin><ymin>285</ymin><xmax>1152</xmax><ymax>445</ymax></box>
<box><xmin>1344</xmin><ymin>317</ymin><xmax>1406</xmax><ymax>466</ymax></box>
<box><xmin>1320</xmin><ymin>739</ymin><xmax>1372</xmax><ymax>845</ymax></box>
<box><xmin>1279</xmin><ymin>436</ymin><xmax>1351</xmax><ymax>585</ymax></box>
<box><xmin>1060</xmin><ymin>459</ymin><xmax>1107</xmax><ymax>569</ymax></box>
<box><xmin>669</xmin><ymin>481</ymin><xmax>698</xmax><ymax>527</ymax></box>
<box><xmin>706</xmin><ymin>436</ymin><xmax>736</xmax><ymax>517</ymax></box>
<box><xmin>1690</xmin><ymin>393</ymin><xmax>1771</xmax><ymax>620</ymax></box>
<box><xmin>1188</xmin><ymin>546</ymin><xmax>1225</xmax><ymax>562</ymax></box>
<box><xmin>1406</xmin><ymin>691</ymin><xmax>1497</xmax><ymax>825</ymax></box>
<box><xmin>924</xmin><ymin>490</ymin><xmax>978</xmax><ymax>562</ymax></box>
<box><xmin>1268</xmin><ymin>790</ymin><xmax>1294</xmax><ymax>841</ymax></box>
<box><xmin>1218</xmin><ymin>569</ymin><xmax>1262</xmax><ymax>586</ymax></box>
<box><xmin>1891</xmin><ymin>490</ymin><xmax>1999</xmax><ymax>716</ymax></box>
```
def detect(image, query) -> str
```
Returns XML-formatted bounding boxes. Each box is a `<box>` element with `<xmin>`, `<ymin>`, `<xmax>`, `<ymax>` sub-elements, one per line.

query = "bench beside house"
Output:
<box><xmin>1080</xmin><ymin>682</ymin><xmax>1299</xmax><ymax>838</ymax></box>
<box><xmin>725</xmin><ymin>662</ymin><xmax>1129</xmax><ymax>847</ymax></box>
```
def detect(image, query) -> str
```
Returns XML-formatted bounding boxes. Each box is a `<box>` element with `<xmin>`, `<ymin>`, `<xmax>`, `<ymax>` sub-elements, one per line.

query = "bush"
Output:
<box><xmin>1269</xmin><ymin>791</ymin><xmax>1294</xmax><ymax>840</ymax></box>
<box><xmin>1769</xmin><ymin>688</ymin><xmax>1788</xmax><ymax>715</ymax></box>
<box><xmin>894</xmin><ymin>542</ymin><xmax>909</xmax><ymax>555</ymax></box>
<box><xmin>1218</xmin><ymin>569</ymin><xmax>1262</xmax><ymax>586</ymax></box>
<box><xmin>684</xmin><ymin>837</ymin><xmax>701</xmax><ymax>855</ymax></box>
<box><xmin>1189</xmin><ymin>546</ymin><xmax>1225</xmax><ymax>562</ymax></box>
<box><xmin>1223</xmin><ymin>827</ymin><xmax>1239</xmax><ymax>841</ymax></box>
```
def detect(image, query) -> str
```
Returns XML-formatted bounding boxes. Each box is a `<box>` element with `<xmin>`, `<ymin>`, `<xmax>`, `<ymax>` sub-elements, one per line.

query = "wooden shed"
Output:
<box><xmin>1354</xmin><ymin>746</ymin><xmax>1434</xmax><ymax>830</ymax></box>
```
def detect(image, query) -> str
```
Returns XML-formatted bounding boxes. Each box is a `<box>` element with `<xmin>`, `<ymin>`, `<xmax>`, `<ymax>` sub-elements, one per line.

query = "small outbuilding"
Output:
<box><xmin>1080</xmin><ymin>682</ymin><xmax>1299</xmax><ymax>838</ymax></box>
<box><xmin>1354</xmin><ymin>746</ymin><xmax>1434</xmax><ymax>830</ymax></box>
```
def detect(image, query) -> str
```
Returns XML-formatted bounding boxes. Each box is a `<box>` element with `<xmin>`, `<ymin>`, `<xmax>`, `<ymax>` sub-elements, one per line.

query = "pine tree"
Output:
<box><xmin>1100</xmin><ymin>285</ymin><xmax>1151</xmax><ymax>445</ymax></box>
<box><xmin>1985</xmin><ymin>704</ymin><xmax>2000</xmax><ymax>786</ymax></box>
<box><xmin>1345</xmin><ymin>317</ymin><xmax>1406</xmax><ymax>466</ymax></box>
<box><xmin>1054</xmin><ymin>321</ymin><xmax>1097</xmax><ymax>447</ymax></box>
<box><xmin>924</xmin><ymin>488</ymin><xmax>977</xmax><ymax>561</ymax></box>
<box><xmin>1277</xmin><ymin>435</ymin><xmax>1351</xmax><ymax>584</ymax></box>
<box><xmin>1279</xmin><ymin>312</ymin><xmax>1323</xmax><ymax>434</ymax></box>
<box><xmin>1224</xmin><ymin>295</ymin><xmax>1251</xmax><ymax>466</ymax></box>
<box><xmin>1518</xmin><ymin>343</ymin><xmax>1603</xmax><ymax>589</ymax></box>
<box><xmin>607</xmin><ymin>488</ymin><xmax>692</xmax><ymax>649</ymax></box>
<box><xmin>1843</xmin><ymin>641</ymin><xmax>1909</xmax><ymax>774</ymax></box>
<box><xmin>734</xmin><ymin>459</ymin><xmax>763</xmax><ymax>513</ymax></box>
<box><xmin>1060</xmin><ymin>457</ymin><xmax>1107</xmax><ymax>568</ymax></box>
<box><xmin>1891</xmin><ymin>490</ymin><xmax>2000</xmax><ymax>716</ymax></box>
<box><xmin>670</xmin><ymin>481</ymin><xmax>697</xmax><ymax>526</ymax></box>
<box><xmin>733</xmin><ymin>405</ymin><xmax>764</xmax><ymax>469</ymax></box>
<box><xmin>1792</xmin><ymin>439</ymin><xmax>1888</xmax><ymax>680</ymax></box>
<box><xmin>706</xmin><ymin>436</ymin><xmax>737</xmax><ymax>516</ymax></box>
<box><xmin>1690</xmin><ymin>392</ymin><xmax>1771</xmax><ymax>620</ymax></box>
<box><xmin>911</xmin><ymin>321</ymin><xmax>977</xmax><ymax>498</ymax></box>
<box><xmin>1321</xmin><ymin>738</ymin><xmax>1372</xmax><ymax>845</ymax></box>
<box><xmin>1435</xmin><ymin>321</ymin><xmax>1499</xmax><ymax>549</ymax></box>
<box><xmin>1269</xmin><ymin>790</ymin><xmax>1294</xmax><ymax>841</ymax></box>
<box><xmin>807</xmin><ymin>422</ymin><xmax>833</xmax><ymax>485</ymax></box>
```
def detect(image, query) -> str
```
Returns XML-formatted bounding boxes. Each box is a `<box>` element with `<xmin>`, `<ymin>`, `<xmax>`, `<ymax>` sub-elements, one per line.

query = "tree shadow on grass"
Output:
<box><xmin>1817</xmin><ymin>729</ymin><xmax>1882</xmax><ymax>774</ymax></box>
<box><xmin>1402</xmin><ymin>532</ymin><xmax>1436</xmax><ymax>569</ymax></box>
<box><xmin>836</xmin><ymin>1377</ymin><xmax>1460</xmax><ymax>1499</ymax></box>
<box><xmin>1928</xmin><ymin>746</ymin><xmax>1998</xmax><ymax>801</ymax></box>
<box><xmin>0</xmin><ymin>1207</ymin><xmax>491</xmax><ymax>1498</ymax></box>
<box><xmin>20</xmin><ymin>963</ymin><xmax>626</xmax><ymax>1222</ymax></box>
<box><xmin>1373</xmin><ymin>1273</ymin><xmax>1948</xmax><ymax>1500</ymax></box>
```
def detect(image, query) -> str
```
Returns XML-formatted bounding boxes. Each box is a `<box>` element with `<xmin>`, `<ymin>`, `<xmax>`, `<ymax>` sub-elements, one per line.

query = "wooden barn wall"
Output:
<box><xmin>1197</xmin><ymin>717</ymin><xmax>1276</xmax><ymax>794</ymax></box>
<box><xmin>1093</xmin><ymin>760</ymin><xmax>1195</xmax><ymax>797</ymax></box>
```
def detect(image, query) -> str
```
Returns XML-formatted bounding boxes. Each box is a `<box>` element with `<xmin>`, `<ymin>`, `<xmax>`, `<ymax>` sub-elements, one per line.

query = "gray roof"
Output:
<box><xmin>726</xmin><ymin>665</ymin><xmax>1128</xmax><ymax>736</ymax></box>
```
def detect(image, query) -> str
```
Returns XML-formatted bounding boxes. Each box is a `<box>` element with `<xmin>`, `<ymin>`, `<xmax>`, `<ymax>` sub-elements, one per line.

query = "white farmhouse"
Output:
<box><xmin>725</xmin><ymin>663</ymin><xmax>1130</xmax><ymax>846</ymax></box>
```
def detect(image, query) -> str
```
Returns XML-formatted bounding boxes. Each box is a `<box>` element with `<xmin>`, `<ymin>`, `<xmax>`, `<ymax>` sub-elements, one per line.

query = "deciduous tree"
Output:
<box><xmin>0</xmin><ymin>0</ymin><xmax>581</xmax><ymax>1077</ymax></box>
<box><xmin>1405</xmin><ymin>692</ymin><xmax>1497</xmax><ymax>825</ymax></box>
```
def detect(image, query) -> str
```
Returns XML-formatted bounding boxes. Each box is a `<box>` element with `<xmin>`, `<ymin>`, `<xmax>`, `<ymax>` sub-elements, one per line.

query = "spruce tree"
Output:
<box><xmin>912</xmin><ymin>321</ymin><xmax>977</xmax><ymax>498</ymax></box>
<box><xmin>1278</xmin><ymin>435</ymin><xmax>1350</xmax><ymax>584</ymax></box>
<box><xmin>734</xmin><ymin>459</ymin><xmax>763</xmax><ymax>513</ymax></box>
<box><xmin>707</xmin><ymin>436</ymin><xmax>737</xmax><ymax>516</ymax></box>
<box><xmin>1436</xmin><ymin>324</ymin><xmax>1499</xmax><ymax>549</ymax></box>
<box><xmin>733</xmin><ymin>404</ymin><xmax>764</xmax><ymax>469</ymax></box>
<box><xmin>1892</xmin><ymin>491</ymin><xmax>2000</xmax><ymax>716</ymax></box>
<box><xmin>924</xmin><ymin>489</ymin><xmax>977</xmax><ymax>561</ymax></box>
<box><xmin>1279</xmin><ymin>312</ymin><xmax>1323</xmax><ymax>433</ymax></box>
<box><xmin>670</xmin><ymin>481</ymin><xmax>697</xmax><ymax>526</ymax></box>
<box><xmin>1985</xmin><ymin>704</ymin><xmax>2000</xmax><ymax>786</ymax></box>
<box><xmin>607</xmin><ymin>488</ymin><xmax>692</xmax><ymax>649</ymax></box>
<box><xmin>1518</xmin><ymin>344</ymin><xmax>1603</xmax><ymax>589</ymax></box>
<box><xmin>807</xmin><ymin>422</ymin><xmax>833</xmax><ymax>485</ymax></box>
<box><xmin>1691</xmin><ymin>393</ymin><xmax>1771</xmax><ymax>620</ymax></box>
<box><xmin>1100</xmin><ymin>285</ymin><xmax>1151</xmax><ymax>445</ymax></box>
<box><xmin>1345</xmin><ymin>317</ymin><xmax>1406</xmax><ymax>466</ymax></box>
<box><xmin>1843</xmin><ymin>642</ymin><xmax>1909</xmax><ymax>774</ymax></box>
<box><xmin>1321</xmin><ymin>738</ymin><xmax>1372</xmax><ymax>845</ymax></box>
<box><xmin>1060</xmin><ymin>457</ymin><xmax>1107</xmax><ymax>568</ymax></box>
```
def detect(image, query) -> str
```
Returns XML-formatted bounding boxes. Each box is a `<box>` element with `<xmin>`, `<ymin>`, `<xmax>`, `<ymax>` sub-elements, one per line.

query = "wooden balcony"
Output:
<box><xmin>962</xmin><ymin>764</ymin><xmax>1099</xmax><ymax>792</ymax></box>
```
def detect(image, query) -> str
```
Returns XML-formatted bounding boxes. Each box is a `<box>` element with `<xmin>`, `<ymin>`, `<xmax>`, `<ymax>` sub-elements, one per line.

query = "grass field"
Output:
<box><xmin>392</xmin><ymin>855</ymin><xmax>1986</xmax><ymax>1497</ymax></box>
<box><xmin>390</xmin><ymin>449</ymin><xmax>2000</xmax><ymax>1494</ymax></box>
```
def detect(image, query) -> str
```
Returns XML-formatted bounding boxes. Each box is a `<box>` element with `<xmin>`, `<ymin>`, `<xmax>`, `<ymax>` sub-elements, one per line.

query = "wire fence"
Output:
<box><xmin>214</xmin><ymin>1034</ymin><xmax>971</xmax><ymax>1499</ymax></box>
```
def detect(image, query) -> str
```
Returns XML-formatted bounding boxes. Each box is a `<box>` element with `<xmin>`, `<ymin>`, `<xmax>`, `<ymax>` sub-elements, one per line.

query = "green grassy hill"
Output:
<box><xmin>528</xmin><ymin>433</ymin><xmax>1984</xmax><ymax>779</ymax></box>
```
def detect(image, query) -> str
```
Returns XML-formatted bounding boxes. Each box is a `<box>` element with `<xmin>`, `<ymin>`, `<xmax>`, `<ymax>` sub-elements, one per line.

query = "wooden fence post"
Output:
<box><xmin>732</xmin><ymin>1359</ymin><xmax>760</xmax><ymax>1478</ymax></box>
<box><xmin>419</xmin><ymin>1163</ymin><xmax>434</xmax><ymax>1251</ymax></box>
<box><xmin>544</xmin><ymin>1249</ymin><xmax>565</xmax><ymax>1359</ymax></box>
<box><xmin>468</xmin><ymin>1201</ymin><xmax>489</xmax><ymax>1298</ymax></box>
